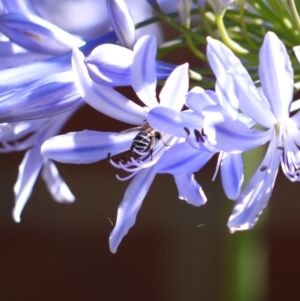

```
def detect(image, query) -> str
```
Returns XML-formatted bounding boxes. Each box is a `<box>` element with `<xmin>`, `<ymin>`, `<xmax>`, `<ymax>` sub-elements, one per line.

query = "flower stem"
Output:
<box><xmin>287</xmin><ymin>0</ymin><xmax>300</xmax><ymax>33</ymax></box>
<box><xmin>215</xmin><ymin>14</ymin><xmax>248</xmax><ymax>54</ymax></box>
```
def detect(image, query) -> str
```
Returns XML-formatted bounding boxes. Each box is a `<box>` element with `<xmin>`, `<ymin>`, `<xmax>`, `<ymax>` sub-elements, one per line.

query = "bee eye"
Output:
<box><xmin>155</xmin><ymin>132</ymin><xmax>162</xmax><ymax>140</ymax></box>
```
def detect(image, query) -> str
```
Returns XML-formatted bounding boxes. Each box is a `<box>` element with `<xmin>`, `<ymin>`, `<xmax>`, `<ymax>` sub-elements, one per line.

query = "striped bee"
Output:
<box><xmin>130</xmin><ymin>124</ymin><xmax>163</xmax><ymax>155</ymax></box>
<box><xmin>108</xmin><ymin>124</ymin><xmax>165</xmax><ymax>163</ymax></box>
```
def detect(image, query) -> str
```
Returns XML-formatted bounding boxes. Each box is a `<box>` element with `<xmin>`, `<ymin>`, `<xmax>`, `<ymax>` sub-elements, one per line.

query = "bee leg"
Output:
<box><xmin>107</xmin><ymin>152</ymin><xmax>111</xmax><ymax>160</ymax></box>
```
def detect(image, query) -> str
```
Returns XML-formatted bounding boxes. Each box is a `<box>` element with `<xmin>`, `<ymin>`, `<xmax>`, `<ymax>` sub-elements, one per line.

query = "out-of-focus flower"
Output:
<box><xmin>207</xmin><ymin>0</ymin><xmax>234</xmax><ymax>16</ymax></box>
<box><xmin>175</xmin><ymin>0</ymin><xmax>193</xmax><ymax>28</ymax></box>
<box><xmin>106</xmin><ymin>0</ymin><xmax>136</xmax><ymax>49</ymax></box>
<box><xmin>42</xmin><ymin>35</ymin><xmax>206</xmax><ymax>253</ymax></box>
<box><xmin>0</xmin><ymin>111</ymin><xmax>77</xmax><ymax>223</ymax></box>
<box><xmin>0</xmin><ymin>0</ymin><xmax>85</xmax><ymax>55</ymax></box>
<box><xmin>206</xmin><ymin>32</ymin><xmax>300</xmax><ymax>232</ymax></box>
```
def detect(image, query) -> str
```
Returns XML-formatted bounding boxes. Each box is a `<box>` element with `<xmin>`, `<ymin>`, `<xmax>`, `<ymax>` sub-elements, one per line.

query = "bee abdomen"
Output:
<box><xmin>131</xmin><ymin>131</ymin><xmax>152</xmax><ymax>152</ymax></box>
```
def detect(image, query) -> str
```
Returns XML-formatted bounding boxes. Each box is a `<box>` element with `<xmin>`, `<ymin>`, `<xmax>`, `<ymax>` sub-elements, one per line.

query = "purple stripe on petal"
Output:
<box><xmin>132</xmin><ymin>35</ymin><xmax>159</xmax><ymax>108</ymax></box>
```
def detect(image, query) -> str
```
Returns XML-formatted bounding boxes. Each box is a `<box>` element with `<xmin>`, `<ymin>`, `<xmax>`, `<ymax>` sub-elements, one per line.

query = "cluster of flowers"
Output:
<box><xmin>1</xmin><ymin>0</ymin><xmax>300</xmax><ymax>253</ymax></box>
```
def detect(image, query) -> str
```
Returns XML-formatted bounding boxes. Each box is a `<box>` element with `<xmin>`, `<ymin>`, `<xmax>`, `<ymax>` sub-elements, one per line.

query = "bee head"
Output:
<box><xmin>154</xmin><ymin>131</ymin><xmax>163</xmax><ymax>141</ymax></box>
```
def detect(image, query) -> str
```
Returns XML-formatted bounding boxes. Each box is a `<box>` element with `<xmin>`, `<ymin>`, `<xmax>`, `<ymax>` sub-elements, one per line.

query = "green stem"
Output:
<box><xmin>184</xmin><ymin>34</ymin><xmax>207</xmax><ymax>61</ymax></box>
<box><xmin>199</xmin><ymin>7</ymin><xmax>217</xmax><ymax>38</ymax></box>
<box><xmin>238</xmin><ymin>4</ymin><xmax>259</xmax><ymax>50</ymax></box>
<box><xmin>287</xmin><ymin>0</ymin><xmax>300</xmax><ymax>33</ymax></box>
<box><xmin>222</xmin><ymin>145</ymin><xmax>268</xmax><ymax>301</ymax></box>
<box><xmin>215</xmin><ymin>14</ymin><xmax>248</xmax><ymax>54</ymax></box>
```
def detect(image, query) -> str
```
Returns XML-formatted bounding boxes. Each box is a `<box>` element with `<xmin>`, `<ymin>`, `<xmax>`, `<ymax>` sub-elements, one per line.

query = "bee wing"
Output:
<box><xmin>119</xmin><ymin>123</ymin><xmax>150</xmax><ymax>134</ymax></box>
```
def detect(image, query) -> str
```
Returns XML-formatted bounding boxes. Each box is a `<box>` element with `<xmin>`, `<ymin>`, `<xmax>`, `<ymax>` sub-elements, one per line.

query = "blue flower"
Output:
<box><xmin>147</xmin><ymin>73</ymin><xmax>250</xmax><ymax>200</ymax></box>
<box><xmin>42</xmin><ymin>35</ymin><xmax>206</xmax><ymax>253</ymax></box>
<box><xmin>0</xmin><ymin>112</ymin><xmax>77</xmax><ymax>222</ymax></box>
<box><xmin>206</xmin><ymin>32</ymin><xmax>300</xmax><ymax>232</ymax></box>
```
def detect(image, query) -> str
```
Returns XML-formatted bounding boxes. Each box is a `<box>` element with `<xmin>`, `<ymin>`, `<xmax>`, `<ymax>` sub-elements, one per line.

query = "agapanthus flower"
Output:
<box><xmin>204</xmin><ymin>31</ymin><xmax>300</xmax><ymax>232</ymax></box>
<box><xmin>0</xmin><ymin>0</ymin><xmax>85</xmax><ymax>55</ymax></box>
<box><xmin>147</xmin><ymin>73</ymin><xmax>248</xmax><ymax>200</ymax></box>
<box><xmin>41</xmin><ymin>35</ymin><xmax>206</xmax><ymax>253</ymax></box>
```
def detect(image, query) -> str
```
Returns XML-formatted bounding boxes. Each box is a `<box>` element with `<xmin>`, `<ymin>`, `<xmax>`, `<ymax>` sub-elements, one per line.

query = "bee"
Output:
<box><xmin>108</xmin><ymin>123</ymin><xmax>166</xmax><ymax>163</ymax></box>
<box><xmin>130</xmin><ymin>124</ymin><xmax>163</xmax><ymax>155</ymax></box>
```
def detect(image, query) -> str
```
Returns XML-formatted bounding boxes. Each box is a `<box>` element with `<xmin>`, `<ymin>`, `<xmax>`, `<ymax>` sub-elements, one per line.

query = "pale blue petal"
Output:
<box><xmin>220</xmin><ymin>152</ymin><xmax>243</xmax><ymax>200</ymax></box>
<box><xmin>0</xmin><ymin>31</ymin><xmax>117</xmax><ymax>93</ymax></box>
<box><xmin>0</xmin><ymin>13</ymin><xmax>85</xmax><ymax>55</ymax></box>
<box><xmin>13</xmin><ymin>144</ymin><xmax>43</xmax><ymax>222</ymax></box>
<box><xmin>156</xmin><ymin>141</ymin><xmax>214</xmax><ymax>174</ymax></box>
<box><xmin>72</xmin><ymin>48</ymin><xmax>146</xmax><ymax>125</ymax></box>
<box><xmin>215</xmin><ymin>73</ymin><xmax>239</xmax><ymax>119</ymax></box>
<box><xmin>41</xmin><ymin>159</ymin><xmax>75</xmax><ymax>203</ymax></box>
<box><xmin>228</xmin><ymin>137</ymin><xmax>280</xmax><ymax>232</ymax></box>
<box><xmin>85</xmin><ymin>44</ymin><xmax>176</xmax><ymax>86</ymax></box>
<box><xmin>174</xmin><ymin>173</ymin><xmax>207</xmax><ymax>206</ymax></box>
<box><xmin>202</xmin><ymin>106</ymin><xmax>273</xmax><ymax>152</ymax></box>
<box><xmin>148</xmin><ymin>107</ymin><xmax>203</xmax><ymax>138</ymax></box>
<box><xmin>85</xmin><ymin>44</ymin><xmax>133</xmax><ymax>86</ymax></box>
<box><xmin>109</xmin><ymin>166</ymin><xmax>157</xmax><ymax>253</ymax></box>
<box><xmin>259</xmin><ymin>32</ymin><xmax>293</xmax><ymax>121</ymax></box>
<box><xmin>132</xmin><ymin>35</ymin><xmax>159</xmax><ymax>108</ymax></box>
<box><xmin>159</xmin><ymin>63</ymin><xmax>189</xmax><ymax>111</ymax></box>
<box><xmin>0</xmin><ymin>71</ymin><xmax>82</xmax><ymax>122</ymax></box>
<box><xmin>41</xmin><ymin>130</ymin><xmax>136</xmax><ymax>164</ymax></box>
<box><xmin>206</xmin><ymin>37</ymin><xmax>276</xmax><ymax>128</ymax></box>
<box><xmin>107</xmin><ymin>0</ymin><xmax>136</xmax><ymax>49</ymax></box>
<box><xmin>186</xmin><ymin>87</ymin><xmax>219</xmax><ymax>114</ymax></box>
<box><xmin>12</xmin><ymin>113</ymin><xmax>71</xmax><ymax>222</ymax></box>
<box><xmin>2</xmin><ymin>0</ymin><xmax>41</xmax><ymax>15</ymax></box>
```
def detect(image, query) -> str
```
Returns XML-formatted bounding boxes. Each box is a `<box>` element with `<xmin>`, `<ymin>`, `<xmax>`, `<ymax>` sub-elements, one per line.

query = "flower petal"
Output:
<box><xmin>220</xmin><ymin>152</ymin><xmax>243</xmax><ymax>200</ymax></box>
<box><xmin>0</xmin><ymin>13</ymin><xmax>85</xmax><ymax>55</ymax></box>
<box><xmin>186</xmin><ymin>87</ymin><xmax>220</xmax><ymax>114</ymax></box>
<box><xmin>85</xmin><ymin>44</ymin><xmax>133</xmax><ymax>86</ymax></box>
<box><xmin>72</xmin><ymin>48</ymin><xmax>146</xmax><ymax>125</ymax></box>
<box><xmin>156</xmin><ymin>141</ymin><xmax>214</xmax><ymax>174</ymax></box>
<box><xmin>109</xmin><ymin>166</ymin><xmax>157</xmax><ymax>253</ymax></box>
<box><xmin>107</xmin><ymin>0</ymin><xmax>136</xmax><ymax>49</ymax></box>
<box><xmin>41</xmin><ymin>159</ymin><xmax>75</xmax><ymax>203</ymax></box>
<box><xmin>13</xmin><ymin>145</ymin><xmax>43</xmax><ymax>222</ymax></box>
<box><xmin>206</xmin><ymin>37</ymin><xmax>276</xmax><ymax>128</ymax></box>
<box><xmin>259</xmin><ymin>32</ymin><xmax>293</xmax><ymax>121</ymax></box>
<box><xmin>159</xmin><ymin>63</ymin><xmax>189</xmax><ymax>111</ymax></box>
<box><xmin>202</xmin><ymin>106</ymin><xmax>273</xmax><ymax>152</ymax></box>
<box><xmin>174</xmin><ymin>173</ymin><xmax>207</xmax><ymax>206</ymax></box>
<box><xmin>0</xmin><ymin>31</ymin><xmax>117</xmax><ymax>94</ymax></box>
<box><xmin>41</xmin><ymin>130</ymin><xmax>136</xmax><ymax>164</ymax></box>
<box><xmin>0</xmin><ymin>71</ymin><xmax>82</xmax><ymax>122</ymax></box>
<box><xmin>132</xmin><ymin>35</ymin><xmax>159</xmax><ymax>108</ymax></box>
<box><xmin>148</xmin><ymin>107</ymin><xmax>203</xmax><ymax>138</ymax></box>
<box><xmin>228</xmin><ymin>136</ymin><xmax>280</xmax><ymax>232</ymax></box>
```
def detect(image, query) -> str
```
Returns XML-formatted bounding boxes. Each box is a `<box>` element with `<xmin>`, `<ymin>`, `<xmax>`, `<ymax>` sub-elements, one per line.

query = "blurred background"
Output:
<box><xmin>1</xmin><ymin>1</ymin><xmax>300</xmax><ymax>300</ymax></box>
